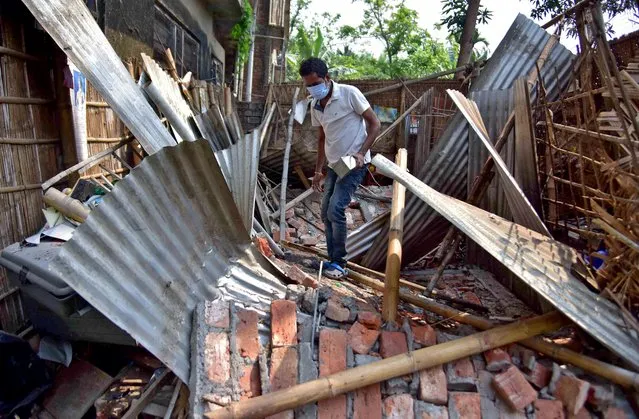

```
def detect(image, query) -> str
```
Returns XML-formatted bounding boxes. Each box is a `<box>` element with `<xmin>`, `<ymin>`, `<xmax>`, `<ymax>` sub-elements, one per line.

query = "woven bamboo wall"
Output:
<box><xmin>0</xmin><ymin>2</ymin><xmax>60</xmax><ymax>332</ymax></box>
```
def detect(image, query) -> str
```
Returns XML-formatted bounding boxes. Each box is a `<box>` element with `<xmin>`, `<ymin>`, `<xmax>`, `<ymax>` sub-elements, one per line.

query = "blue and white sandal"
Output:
<box><xmin>323</xmin><ymin>262</ymin><xmax>347</xmax><ymax>280</ymax></box>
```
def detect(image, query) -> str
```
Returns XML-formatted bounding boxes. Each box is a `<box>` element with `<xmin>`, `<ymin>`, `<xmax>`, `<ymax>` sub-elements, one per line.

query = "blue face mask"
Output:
<box><xmin>307</xmin><ymin>80</ymin><xmax>330</xmax><ymax>100</ymax></box>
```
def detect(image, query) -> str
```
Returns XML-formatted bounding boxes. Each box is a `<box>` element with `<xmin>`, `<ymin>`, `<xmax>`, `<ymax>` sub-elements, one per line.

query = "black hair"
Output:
<box><xmin>299</xmin><ymin>57</ymin><xmax>328</xmax><ymax>78</ymax></box>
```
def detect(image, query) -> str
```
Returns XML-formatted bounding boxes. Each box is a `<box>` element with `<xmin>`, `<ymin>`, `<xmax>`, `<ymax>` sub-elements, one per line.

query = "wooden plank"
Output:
<box><xmin>21</xmin><ymin>0</ymin><xmax>176</xmax><ymax>154</ymax></box>
<box><xmin>448</xmin><ymin>90</ymin><xmax>550</xmax><ymax>236</ymax></box>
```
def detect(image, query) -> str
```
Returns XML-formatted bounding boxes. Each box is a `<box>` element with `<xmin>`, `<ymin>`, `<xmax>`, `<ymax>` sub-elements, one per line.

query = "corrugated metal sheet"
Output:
<box><xmin>447</xmin><ymin>89</ymin><xmax>549</xmax><ymax>235</ymax></box>
<box><xmin>372</xmin><ymin>153</ymin><xmax>639</xmax><ymax>370</ymax></box>
<box><xmin>22</xmin><ymin>0</ymin><xmax>176</xmax><ymax>155</ymax></box>
<box><xmin>195</xmin><ymin>106</ymin><xmax>234</xmax><ymax>151</ymax></box>
<box><xmin>361</xmin><ymin>15</ymin><xmax>574</xmax><ymax>269</ymax></box>
<box><xmin>346</xmin><ymin>211</ymin><xmax>390</xmax><ymax>261</ymax></box>
<box><xmin>141</xmin><ymin>53</ymin><xmax>198</xmax><ymax>143</ymax></box>
<box><xmin>215</xmin><ymin>131</ymin><xmax>261</xmax><ymax>232</ymax></box>
<box><xmin>50</xmin><ymin>140</ymin><xmax>286</xmax><ymax>383</ymax></box>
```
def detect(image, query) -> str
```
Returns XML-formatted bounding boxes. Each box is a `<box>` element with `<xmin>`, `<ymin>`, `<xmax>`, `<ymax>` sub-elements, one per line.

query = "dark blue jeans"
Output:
<box><xmin>321</xmin><ymin>165</ymin><xmax>367</xmax><ymax>267</ymax></box>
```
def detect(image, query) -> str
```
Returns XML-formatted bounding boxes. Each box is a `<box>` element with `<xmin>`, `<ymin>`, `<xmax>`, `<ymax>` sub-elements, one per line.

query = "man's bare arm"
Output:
<box><xmin>354</xmin><ymin>107</ymin><xmax>381</xmax><ymax>166</ymax></box>
<box><xmin>313</xmin><ymin>126</ymin><xmax>327</xmax><ymax>191</ymax></box>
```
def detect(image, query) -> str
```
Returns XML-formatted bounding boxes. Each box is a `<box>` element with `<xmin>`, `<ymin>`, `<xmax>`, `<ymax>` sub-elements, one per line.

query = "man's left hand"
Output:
<box><xmin>353</xmin><ymin>152</ymin><xmax>365</xmax><ymax>168</ymax></box>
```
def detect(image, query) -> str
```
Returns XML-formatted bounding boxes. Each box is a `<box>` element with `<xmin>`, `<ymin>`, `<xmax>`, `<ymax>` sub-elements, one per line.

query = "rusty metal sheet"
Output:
<box><xmin>50</xmin><ymin>140</ymin><xmax>286</xmax><ymax>383</ymax></box>
<box><xmin>21</xmin><ymin>0</ymin><xmax>176</xmax><ymax>155</ymax></box>
<box><xmin>361</xmin><ymin>14</ymin><xmax>574</xmax><ymax>269</ymax></box>
<box><xmin>372</xmin><ymin>153</ymin><xmax>639</xmax><ymax>370</ymax></box>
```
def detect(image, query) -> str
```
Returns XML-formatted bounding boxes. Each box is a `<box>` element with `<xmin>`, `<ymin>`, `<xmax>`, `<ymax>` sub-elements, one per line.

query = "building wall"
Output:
<box><xmin>100</xmin><ymin>0</ymin><xmax>229</xmax><ymax>81</ymax></box>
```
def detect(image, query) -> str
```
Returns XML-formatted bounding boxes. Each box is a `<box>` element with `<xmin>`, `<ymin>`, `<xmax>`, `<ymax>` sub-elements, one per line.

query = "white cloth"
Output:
<box><xmin>310</xmin><ymin>81</ymin><xmax>372</xmax><ymax>166</ymax></box>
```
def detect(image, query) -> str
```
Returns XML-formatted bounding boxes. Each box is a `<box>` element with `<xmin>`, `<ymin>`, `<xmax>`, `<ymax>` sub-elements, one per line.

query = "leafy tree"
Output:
<box><xmin>438</xmin><ymin>0</ymin><xmax>492</xmax><ymax>76</ymax></box>
<box><xmin>529</xmin><ymin>0</ymin><xmax>638</xmax><ymax>37</ymax></box>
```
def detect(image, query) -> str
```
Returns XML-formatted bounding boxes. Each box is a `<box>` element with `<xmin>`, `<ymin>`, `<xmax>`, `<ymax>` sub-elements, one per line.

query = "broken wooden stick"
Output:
<box><xmin>382</xmin><ymin>148</ymin><xmax>407</xmax><ymax>323</ymax></box>
<box><xmin>270</xmin><ymin>187</ymin><xmax>314</xmax><ymax>219</ymax></box>
<box><xmin>208</xmin><ymin>312</ymin><xmax>567</xmax><ymax>418</ymax></box>
<box><xmin>277</xmin><ymin>87</ymin><xmax>301</xmax><ymax>242</ymax></box>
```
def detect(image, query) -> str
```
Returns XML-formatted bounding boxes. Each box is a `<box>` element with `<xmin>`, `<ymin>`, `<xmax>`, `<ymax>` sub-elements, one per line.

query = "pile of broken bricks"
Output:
<box><xmin>189</xmin><ymin>262</ymin><xmax>635</xmax><ymax>419</ymax></box>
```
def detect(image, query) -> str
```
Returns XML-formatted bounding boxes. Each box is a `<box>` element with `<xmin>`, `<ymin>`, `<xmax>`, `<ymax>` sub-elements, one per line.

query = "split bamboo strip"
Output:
<box><xmin>372</xmin><ymin>95</ymin><xmax>423</xmax><ymax>148</ymax></box>
<box><xmin>382</xmin><ymin>148</ymin><xmax>407</xmax><ymax>323</ymax></box>
<box><xmin>0</xmin><ymin>184</ymin><xmax>42</xmax><ymax>194</ymax></box>
<box><xmin>0</xmin><ymin>137</ymin><xmax>60</xmax><ymax>145</ymax></box>
<box><xmin>43</xmin><ymin>188</ymin><xmax>89</xmax><ymax>223</ymax></box>
<box><xmin>41</xmin><ymin>136</ymin><xmax>134</xmax><ymax>190</ymax></box>
<box><xmin>547</xmin><ymin>122</ymin><xmax>639</xmax><ymax>148</ymax></box>
<box><xmin>209</xmin><ymin>312</ymin><xmax>567</xmax><ymax>418</ymax></box>
<box><xmin>0</xmin><ymin>46</ymin><xmax>43</xmax><ymax>61</ymax></box>
<box><xmin>0</xmin><ymin>96</ymin><xmax>53</xmax><ymax>105</ymax></box>
<box><xmin>346</xmin><ymin>270</ymin><xmax>639</xmax><ymax>391</ymax></box>
<box><xmin>86</xmin><ymin>101</ymin><xmax>110</xmax><ymax>108</ymax></box>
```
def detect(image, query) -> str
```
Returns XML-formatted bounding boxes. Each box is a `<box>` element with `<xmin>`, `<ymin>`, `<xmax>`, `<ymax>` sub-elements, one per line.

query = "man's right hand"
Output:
<box><xmin>312</xmin><ymin>172</ymin><xmax>324</xmax><ymax>192</ymax></box>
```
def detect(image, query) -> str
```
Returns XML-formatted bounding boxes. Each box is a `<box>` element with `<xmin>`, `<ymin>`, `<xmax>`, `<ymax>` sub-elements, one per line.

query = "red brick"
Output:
<box><xmin>347</xmin><ymin>322</ymin><xmax>380</xmax><ymax>355</ymax></box>
<box><xmin>358</xmin><ymin>311</ymin><xmax>382</xmax><ymax>330</ymax></box>
<box><xmin>379</xmin><ymin>331</ymin><xmax>408</xmax><ymax>358</ymax></box>
<box><xmin>205</xmin><ymin>299</ymin><xmax>230</xmax><ymax>328</ymax></box>
<box><xmin>554</xmin><ymin>375</ymin><xmax>590</xmax><ymax>416</ymax></box>
<box><xmin>271</xmin><ymin>300</ymin><xmax>297</xmax><ymax>347</ymax></box>
<box><xmin>325</xmin><ymin>297</ymin><xmax>350</xmax><ymax>322</ymax></box>
<box><xmin>533</xmin><ymin>399</ymin><xmax>565</xmax><ymax>419</ymax></box>
<box><xmin>484</xmin><ymin>348</ymin><xmax>512</xmax><ymax>372</ymax></box>
<box><xmin>270</xmin><ymin>347</ymin><xmax>298</xmax><ymax>391</ymax></box>
<box><xmin>285</xmin><ymin>208</ymin><xmax>295</xmax><ymax>220</ymax></box>
<box><xmin>603</xmin><ymin>407</ymin><xmax>628</xmax><ymax>419</ymax></box>
<box><xmin>353</xmin><ymin>384</ymin><xmax>382</xmax><ymax>419</ymax></box>
<box><xmin>286</xmin><ymin>264</ymin><xmax>318</xmax><ymax>288</ymax></box>
<box><xmin>273</xmin><ymin>228</ymin><xmax>291</xmax><ymax>242</ymax></box>
<box><xmin>412</xmin><ymin>324</ymin><xmax>437</xmax><ymax>347</ymax></box>
<box><xmin>526</xmin><ymin>362</ymin><xmax>551</xmax><ymax>389</ymax></box>
<box><xmin>236</xmin><ymin>309</ymin><xmax>259</xmax><ymax>360</ymax></box>
<box><xmin>462</xmin><ymin>291</ymin><xmax>482</xmax><ymax>306</ymax></box>
<box><xmin>447</xmin><ymin>357</ymin><xmax>476</xmax><ymax>391</ymax></box>
<box><xmin>205</xmin><ymin>332</ymin><xmax>230</xmax><ymax>384</ymax></box>
<box><xmin>383</xmin><ymin>394</ymin><xmax>414</xmax><ymax>419</ymax></box>
<box><xmin>238</xmin><ymin>362</ymin><xmax>261</xmax><ymax>400</ymax></box>
<box><xmin>287</xmin><ymin>217</ymin><xmax>304</xmax><ymax>229</ymax></box>
<box><xmin>448</xmin><ymin>392</ymin><xmax>481</xmax><ymax>419</ymax></box>
<box><xmin>254</xmin><ymin>236</ymin><xmax>273</xmax><ymax>258</ymax></box>
<box><xmin>287</xmin><ymin>228</ymin><xmax>297</xmax><ymax>238</ymax></box>
<box><xmin>299</xmin><ymin>234</ymin><xmax>318</xmax><ymax>246</ymax></box>
<box><xmin>419</xmin><ymin>365</ymin><xmax>448</xmax><ymax>405</ymax></box>
<box><xmin>319</xmin><ymin>328</ymin><xmax>347</xmax><ymax>418</ymax></box>
<box><xmin>493</xmin><ymin>366</ymin><xmax>538</xmax><ymax>410</ymax></box>
<box><xmin>574</xmin><ymin>408</ymin><xmax>593</xmax><ymax>419</ymax></box>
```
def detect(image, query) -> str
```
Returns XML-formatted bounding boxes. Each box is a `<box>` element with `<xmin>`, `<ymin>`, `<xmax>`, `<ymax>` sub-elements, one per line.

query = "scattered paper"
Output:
<box><xmin>42</xmin><ymin>223</ymin><xmax>75</xmax><ymax>241</ymax></box>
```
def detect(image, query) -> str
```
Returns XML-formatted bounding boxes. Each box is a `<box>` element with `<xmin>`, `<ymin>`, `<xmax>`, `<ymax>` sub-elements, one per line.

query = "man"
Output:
<box><xmin>299</xmin><ymin>57</ymin><xmax>381</xmax><ymax>279</ymax></box>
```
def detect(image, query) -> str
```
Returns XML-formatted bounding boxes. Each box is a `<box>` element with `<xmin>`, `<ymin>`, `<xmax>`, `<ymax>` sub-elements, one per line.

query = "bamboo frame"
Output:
<box><xmin>382</xmin><ymin>148</ymin><xmax>407</xmax><ymax>323</ymax></box>
<box><xmin>209</xmin><ymin>312</ymin><xmax>567</xmax><ymax>418</ymax></box>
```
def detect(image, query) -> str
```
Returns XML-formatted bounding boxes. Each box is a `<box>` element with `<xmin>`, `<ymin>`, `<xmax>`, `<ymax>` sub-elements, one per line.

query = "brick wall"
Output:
<box><xmin>237</xmin><ymin>101</ymin><xmax>266</xmax><ymax>131</ymax></box>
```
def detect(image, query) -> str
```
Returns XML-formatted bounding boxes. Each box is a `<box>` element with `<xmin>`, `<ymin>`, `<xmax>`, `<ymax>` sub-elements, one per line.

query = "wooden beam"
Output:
<box><xmin>541</xmin><ymin>0</ymin><xmax>593</xmax><ymax>29</ymax></box>
<box><xmin>209</xmin><ymin>312</ymin><xmax>567</xmax><ymax>418</ymax></box>
<box><xmin>21</xmin><ymin>0</ymin><xmax>176</xmax><ymax>155</ymax></box>
<box><xmin>294</xmin><ymin>165</ymin><xmax>311</xmax><ymax>189</ymax></box>
<box><xmin>0</xmin><ymin>46</ymin><xmax>44</xmax><ymax>61</ymax></box>
<box><xmin>270</xmin><ymin>182</ymin><xmax>314</xmax><ymax>219</ymax></box>
<box><xmin>0</xmin><ymin>96</ymin><xmax>53</xmax><ymax>105</ymax></box>
<box><xmin>382</xmin><ymin>148</ymin><xmax>407</xmax><ymax>323</ymax></box>
<box><xmin>362</xmin><ymin>64</ymin><xmax>474</xmax><ymax>97</ymax></box>
<box><xmin>41</xmin><ymin>136</ymin><xmax>134</xmax><ymax>190</ymax></box>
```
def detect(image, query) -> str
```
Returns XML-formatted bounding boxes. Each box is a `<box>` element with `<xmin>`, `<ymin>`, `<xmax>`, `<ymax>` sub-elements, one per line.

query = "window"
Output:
<box><xmin>269</xmin><ymin>0</ymin><xmax>285</xmax><ymax>27</ymax></box>
<box><xmin>153</xmin><ymin>5</ymin><xmax>200</xmax><ymax>78</ymax></box>
<box><xmin>211</xmin><ymin>56</ymin><xmax>223</xmax><ymax>86</ymax></box>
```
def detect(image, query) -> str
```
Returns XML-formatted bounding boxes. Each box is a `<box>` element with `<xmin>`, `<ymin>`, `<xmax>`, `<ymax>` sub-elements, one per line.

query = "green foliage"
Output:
<box><xmin>529</xmin><ymin>0</ymin><xmax>638</xmax><ymax>37</ymax></box>
<box><xmin>439</xmin><ymin>0</ymin><xmax>492</xmax><ymax>42</ymax></box>
<box><xmin>231</xmin><ymin>0</ymin><xmax>254</xmax><ymax>65</ymax></box>
<box><xmin>285</xmin><ymin>0</ymin><xmax>457</xmax><ymax>81</ymax></box>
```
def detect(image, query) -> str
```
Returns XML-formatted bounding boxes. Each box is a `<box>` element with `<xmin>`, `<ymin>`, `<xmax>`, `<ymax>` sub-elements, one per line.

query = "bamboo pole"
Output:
<box><xmin>43</xmin><ymin>188</ymin><xmax>90</xmax><ymax>222</ymax></box>
<box><xmin>382</xmin><ymin>148</ymin><xmax>408</xmax><ymax>323</ymax></box>
<box><xmin>270</xmin><ymin>174</ymin><xmax>314</xmax><ymax>218</ymax></box>
<box><xmin>209</xmin><ymin>312</ymin><xmax>567</xmax><ymax>418</ymax></box>
<box><xmin>277</xmin><ymin>87</ymin><xmax>300</xmax><ymax>241</ymax></box>
<box><xmin>346</xmin><ymin>270</ymin><xmax>639</xmax><ymax>391</ymax></box>
<box><xmin>41</xmin><ymin>136</ymin><xmax>135</xmax><ymax>190</ymax></box>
